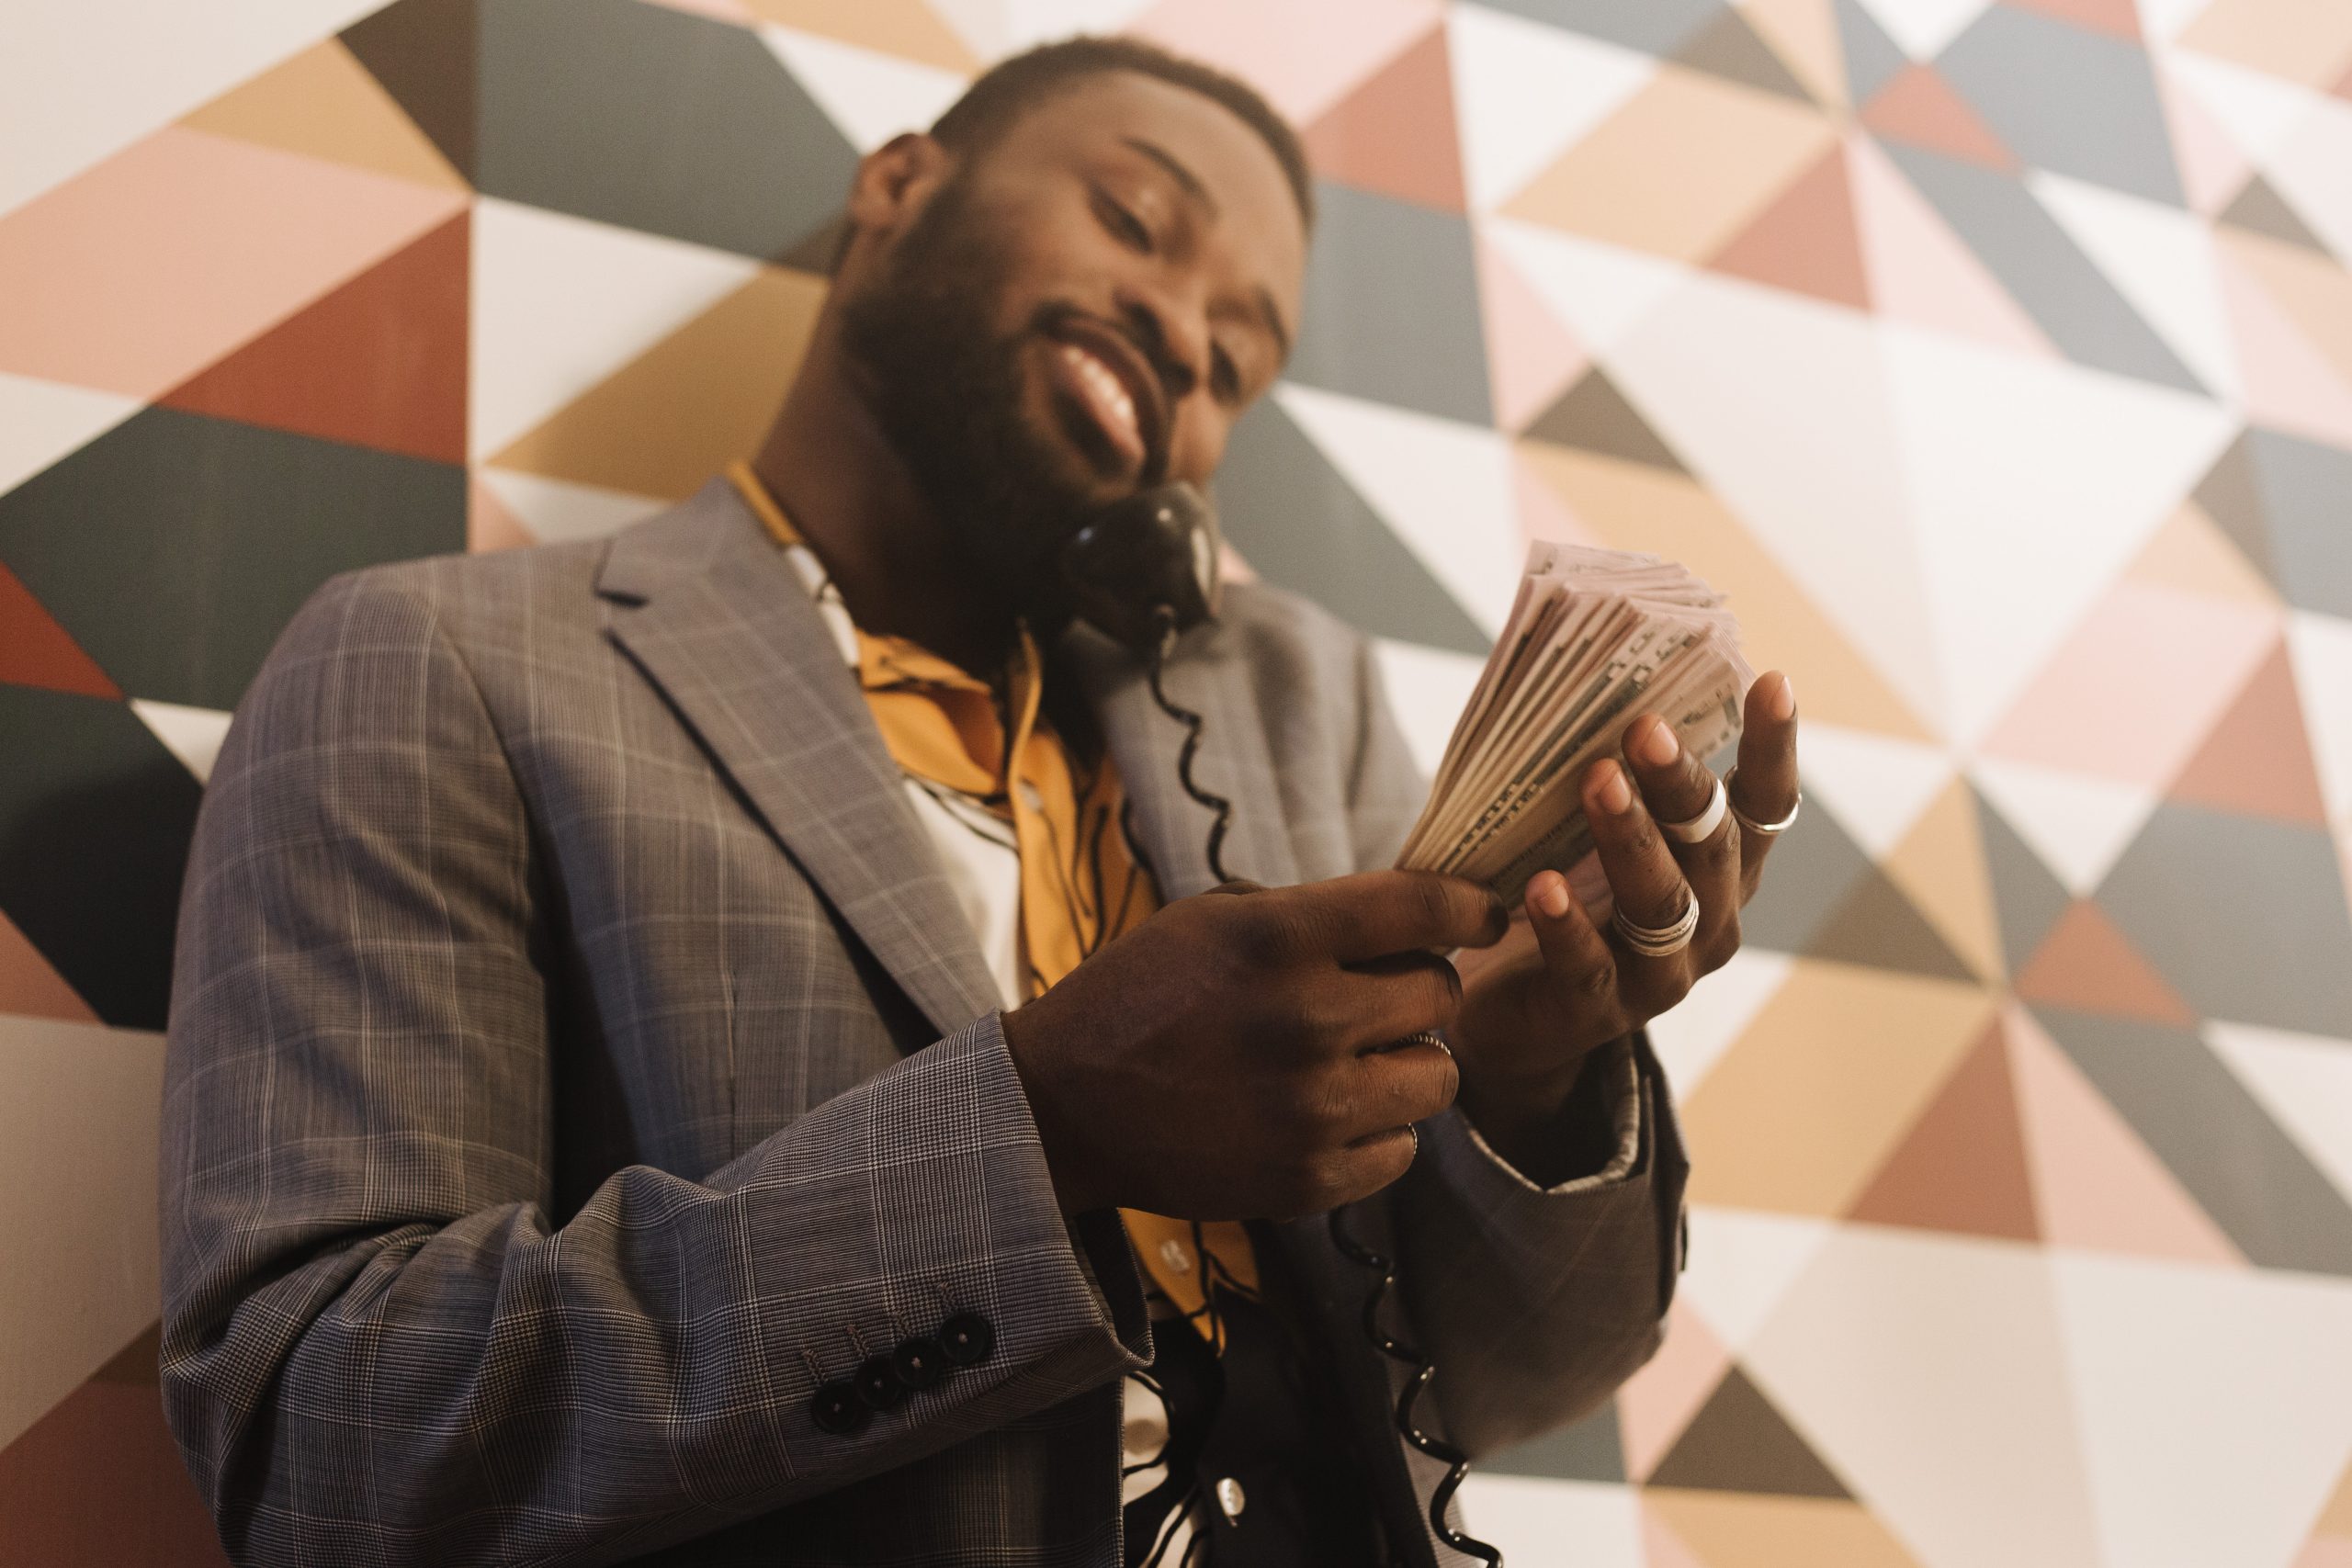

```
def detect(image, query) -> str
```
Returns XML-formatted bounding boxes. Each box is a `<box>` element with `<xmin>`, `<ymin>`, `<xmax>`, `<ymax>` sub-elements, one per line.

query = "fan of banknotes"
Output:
<box><xmin>1396</xmin><ymin>540</ymin><xmax>1754</xmax><ymax>917</ymax></box>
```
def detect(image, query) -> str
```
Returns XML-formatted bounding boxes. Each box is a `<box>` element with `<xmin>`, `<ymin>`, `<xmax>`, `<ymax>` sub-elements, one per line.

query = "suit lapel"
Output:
<box><xmin>597</xmin><ymin>479</ymin><xmax>1001</xmax><ymax>1039</ymax></box>
<box><xmin>1060</xmin><ymin>624</ymin><xmax>1300</xmax><ymax>899</ymax></box>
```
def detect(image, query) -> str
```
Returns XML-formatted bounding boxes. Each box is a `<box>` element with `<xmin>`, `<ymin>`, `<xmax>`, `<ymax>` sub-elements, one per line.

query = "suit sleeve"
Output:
<box><xmin>159</xmin><ymin>571</ymin><xmax>1149</xmax><ymax>1568</ymax></box>
<box><xmin>1341</xmin><ymin>633</ymin><xmax>1690</xmax><ymax>1459</ymax></box>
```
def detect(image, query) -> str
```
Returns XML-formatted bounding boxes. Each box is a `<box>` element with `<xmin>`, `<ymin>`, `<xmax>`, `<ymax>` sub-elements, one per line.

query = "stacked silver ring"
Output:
<box><xmin>1611</xmin><ymin>895</ymin><xmax>1700</xmax><ymax>957</ymax></box>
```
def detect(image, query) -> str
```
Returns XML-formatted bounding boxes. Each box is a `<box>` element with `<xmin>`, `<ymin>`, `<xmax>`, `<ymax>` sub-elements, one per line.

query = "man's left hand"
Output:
<box><xmin>1446</xmin><ymin>670</ymin><xmax>1801</xmax><ymax>1173</ymax></box>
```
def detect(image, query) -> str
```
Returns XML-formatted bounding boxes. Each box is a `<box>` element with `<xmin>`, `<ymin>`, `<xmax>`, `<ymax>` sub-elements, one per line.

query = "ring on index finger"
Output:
<box><xmin>1611</xmin><ymin>894</ymin><xmax>1700</xmax><ymax>957</ymax></box>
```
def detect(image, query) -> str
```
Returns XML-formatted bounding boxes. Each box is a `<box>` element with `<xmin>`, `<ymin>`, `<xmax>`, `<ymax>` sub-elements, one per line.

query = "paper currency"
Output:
<box><xmin>1396</xmin><ymin>541</ymin><xmax>1754</xmax><ymax>914</ymax></box>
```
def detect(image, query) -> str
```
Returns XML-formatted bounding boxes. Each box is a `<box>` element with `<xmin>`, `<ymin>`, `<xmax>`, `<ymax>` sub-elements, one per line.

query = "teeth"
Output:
<box><xmin>1064</xmin><ymin>344</ymin><xmax>1141</xmax><ymax>453</ymax></box>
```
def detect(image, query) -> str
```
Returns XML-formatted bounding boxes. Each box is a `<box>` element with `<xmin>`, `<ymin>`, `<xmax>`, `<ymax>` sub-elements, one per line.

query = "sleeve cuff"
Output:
<box><xmin>1455</xmin><ymin>1033</ymin><xmax>1644</xmax><ymax>1197</ymax></box>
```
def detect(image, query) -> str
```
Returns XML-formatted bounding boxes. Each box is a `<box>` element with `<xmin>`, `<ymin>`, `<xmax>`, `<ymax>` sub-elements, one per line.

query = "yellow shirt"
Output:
<box><xmin>727</xmin><ymin>463</ymin><xmax>1255</xmax><ymax>1346</ymax></box>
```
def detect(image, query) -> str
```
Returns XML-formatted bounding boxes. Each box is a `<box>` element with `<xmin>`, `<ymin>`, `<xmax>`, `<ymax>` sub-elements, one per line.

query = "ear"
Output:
<box><xmin>843</xmin><ymin>131</ymin><xmax>952</xmax><ymax>243</ymax></box>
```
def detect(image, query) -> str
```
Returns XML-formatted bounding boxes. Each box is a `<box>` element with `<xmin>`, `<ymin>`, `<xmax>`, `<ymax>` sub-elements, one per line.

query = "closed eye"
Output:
<box><xmin>1093</xmin><ymin>189</ymin><xmax>1152</xmax><ymax>254</ymax></box>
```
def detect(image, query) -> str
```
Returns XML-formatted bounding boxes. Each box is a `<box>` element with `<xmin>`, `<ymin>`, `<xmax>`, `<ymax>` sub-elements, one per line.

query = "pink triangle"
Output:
<box><xmin>1128</xmin><ymin>0</ymin><xmax>1445</xmax><ymax>124</ymax></box>
<box><xmin>1476</xmin><ymin>233</ymin><xmax>1589</xmax><ymax>431</ymax></box>
<box><xmin>1844</xmin><ymin>134</ymin><xmax>2055</xmax><ymax>357</ymax></box>
<box><xmin>2155</xmin><ymin>58</ymin><xmax>2253</xmax><ymax>214</ymax></box>
<box><xmin>2005</xmin><ymin>1004</ymin><xmax>2243</xmax><ymax>1266</ymax></box>
<box><xmin>467</xmin><ymin>474</ymin><xmax>537</xmax><ymax>554</ymax></box>
<box><xmin>1620</xmin><ymin>1303</ymin><xmax>1734</xmax><ymax>1481</ymax></box>
<box><xmin>2217</xmin><ymin>245</ymin><xmax>2352</xmax><ymax>447</ymax></box>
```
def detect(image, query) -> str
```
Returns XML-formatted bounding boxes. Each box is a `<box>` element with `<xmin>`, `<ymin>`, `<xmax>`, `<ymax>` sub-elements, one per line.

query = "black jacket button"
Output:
<box><xmin>810</xmin><ymin>1380</ymin><xmax>866</xmax><ymax>1435</ymax></box>
<box><xmin>938</xmin><ymin>1311</ymin><xmax>995</xmax><ymax>1366</ymax></box>
<box><xmin>893</xmin><ymin>1335</ymin><xmax>948</xmax><ymax>1391</ymax></box>
<box><xmin>855</xmin><ymin>1353</ymin><xmax>907</xmax><ymax>1410</ymax></box>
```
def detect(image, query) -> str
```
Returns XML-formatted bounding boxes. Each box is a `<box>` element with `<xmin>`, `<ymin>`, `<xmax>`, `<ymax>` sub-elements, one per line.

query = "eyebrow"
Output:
<box><xmin>1119</xmin><ymin>135</ymin><xmax>1295</xmax><ymax>365</ymax></box>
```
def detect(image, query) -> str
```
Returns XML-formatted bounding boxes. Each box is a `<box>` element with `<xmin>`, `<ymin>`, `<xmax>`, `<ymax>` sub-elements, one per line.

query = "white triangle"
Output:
<box><xmin>1744</xmin><ymin>1228</ymin><xmax>2107</xmax><ymax>1568</ymax></box>
<box><xmin>2206</xmin><ymin>1020</ymin><xmax>2352</xmax><ymax>1209</ymax></box>
<box><xmin>1647</xmin><ymin>947</ymin><xmax>1794</xmax><ymax>1094</ymax></box>
<box><xmin>0</xmin><ymin>372</ymin><xmax>139</xmax><ymax>499</ymax></box>
<box><xmin>1968</xmin><ymin>755</ymin><xmax>2160</xmax><ymax>897</ymax></box>
<box><xmin>2286</xmin><ymin>610</ymin><xmax>2352</xmax><ymax>826</ymax></box>
<box><xmin>1276</xmin><ymin>383</ymin><xmax>1521</xmax><ymax>635</ymax></box>
<box><xmin>2136</xmin><ymin>0</ymin><xmax>2215</xmax><ymax>43</ymax></box>
<box><xmin>1678</xmin><ymin>1203</ymin><xmax>1835</xmax><ymax>1353</ymax></box>
<box><xmin>1796</xmin><ymin>723</ymin><xmax>1958</xmax><ymax>858</ymax></box>
<box><xmin>476</xmin><ymin>468</ymin><xmax>669</xmax><ymax>547</ymax></box>
<box><xmin>1600</xmin><ymin>272</ymin><xmax>1948</xmax><ymax>736</ymax></box>
<box><xmin>2028</xmin><ymin>170</ymin><xmax>2241</xmax><ymax>404</ymax></box>
<box><xmin>0</xmin><ymin>0</ymin><xmax>386</xmax><ymax>212</ymax></box>
<box><xmin>130</xmin><ymin>698</ymin><xmax>233</xmax><ymax>785</ymax></box>
<box><xmin>1372</xmin><ymin>637</ymin><xmax>1486</xmax><ymax>779</ymax></box>
<box><xmin>2265</xmin><ymin>92</ymin><xmax>2352</xmax><ymax>263</ymax></box>
<box><xmin>1880</xmin><ymin>322</ymin><xmax>2235</xmax><ymax>746</ymax></box>
<box><xmin>2055</xmin><ymin>1251</ymin><xmax>2352</xmax><ymax>1568</ymax></box>
<box><xmin>1446</xmin><ymin>4</ymin><xmax>1657</xmax><ymax>212</ymax></box>
<box><xmin>757</xmin><ymin>25</ymin><xmax>970</xmax><ymax>154</ymax></box>
<box><xmin>924</xmin><ymin>0</ymin><xmax>1158</xmax><ymax>58</ymax></box>
<box><xmin>1853</xmin><ymin>0</ymin><xmax>1996</xmax><ymax>61</ymax></box>
<box><xmin>2160</xmin><ymin>46</ymin><xmax>2324</xmax><ymax>164</ymax></box>
<box><xmin>0</xmin><ymin>1014</ymin><xmax>168</xmax><ymax>1450</ymax></box>
<box><xmin>469</xmin><ymin>197</ymin><xmax>759</xmax><ymax>461</ymax></box>
<box><xmin>1479</xmin><ymin>218</ymin><xmax>1690</xmax><ymax>355</ymax></box>
<box><xmin>1454</xmin><ymin>1477</ymin><xmax>1643</xmax><ymax>1568</ymax></box>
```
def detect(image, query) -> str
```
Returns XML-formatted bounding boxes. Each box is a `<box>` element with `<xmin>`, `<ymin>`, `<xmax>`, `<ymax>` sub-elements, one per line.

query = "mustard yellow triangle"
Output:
<box><xmin>1882</xmin><ymin>776</ymin><xmax>2005</xmax><ymax>985</ymax></box>
<box><xmin>1519</xmin><ymin>443</ymin><xmax>1933</xmax><ymax>739</ymax></box>
<box><xmin>1736</xmin><ymin>0</ymin><xmax>1849</xmax><ymax>112</ymax></box>
<box><xmin>180</xmin><ymin>39</ymin><xmax>467</xmax><ymax>192</ymax></box>
<box><xmin>738</xmin><ymin>0</ymin><xmax>979</xmax><ymax>73</ymax></box>
<box><xmin>1681</xmin><ymin>958</ymin><xmax>1995</xmax><ymax>1218</ymax></box>
<box><xmin>1649</xmin><ymin>1488</ymin><xmax>1924</xmax><ymax>1568</ymax></box>
<box><xmin>491</xmin><ymin>267</ymin><xmax>831</xmax><ymax>502</ymax></box>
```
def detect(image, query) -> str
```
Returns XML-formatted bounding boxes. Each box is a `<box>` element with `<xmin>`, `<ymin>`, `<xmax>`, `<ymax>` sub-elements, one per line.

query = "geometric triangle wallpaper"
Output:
<box><xmin>5</xmin><ymin>0</ymin><xmax>2352</xmax><ymax>1562</ymax></box>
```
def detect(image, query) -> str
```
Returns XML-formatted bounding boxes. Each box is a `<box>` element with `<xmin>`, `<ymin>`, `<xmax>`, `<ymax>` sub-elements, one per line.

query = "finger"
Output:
<box><xmin>1339</xmin><ymin>950</ymin><xmax>1465</xmax><ymax>1048</ymax></box>
<box><xmin>1526</xmin><ymin>871</ymin><xmax>1624</xmax><ymax>1027</ymax></box>
<box><xmin>1317</xmin><ymin>1126</ymin><xmax>1420</xmax><ymax>1213</ymax></box>
<box><xmin>1582</xmin><ymin>757</ymin><xmax>1698</xmax><ymax>1003</ymax></box>
<box><xmin>1341</xmin><ymin>1034</ymin><xmax>1460</xmax><ymax>1140</ymax></box>
<box><xmin>1729</xmin><ymin>671</ymin><xmax>1801</xmax><ymax>893</ymax></box>
<box><xmin>1621</xmin><ymin>715</ymin><xmax>1740</xmax><ymax>956</ymax></box>
<box><xmin>1284</xmin><ymin>869</ymin><xmax>1509</xmax><ymax>964</ymax></box>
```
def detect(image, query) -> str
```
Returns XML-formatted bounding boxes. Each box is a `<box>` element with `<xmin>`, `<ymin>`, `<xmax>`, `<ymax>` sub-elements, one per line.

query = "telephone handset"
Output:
<box><xmin>1059</xmin><ymin>485</ymin><xmax>1507</xmax><ymax>1565</ymax></box>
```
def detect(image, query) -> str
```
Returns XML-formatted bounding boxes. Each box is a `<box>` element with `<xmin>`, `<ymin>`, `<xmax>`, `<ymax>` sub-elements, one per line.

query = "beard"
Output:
<box><xmin>837</xmin><ymin>173</ymin><xmax>1119</xmax><ymax>631</ymax></box>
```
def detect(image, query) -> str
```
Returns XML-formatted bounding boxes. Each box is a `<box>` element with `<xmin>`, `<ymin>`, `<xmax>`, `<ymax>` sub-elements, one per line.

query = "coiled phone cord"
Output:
<box><xmin>1142</xmin><ymin>615</ymin><xmax>1505</xmax><ymax>1566</ymax></box>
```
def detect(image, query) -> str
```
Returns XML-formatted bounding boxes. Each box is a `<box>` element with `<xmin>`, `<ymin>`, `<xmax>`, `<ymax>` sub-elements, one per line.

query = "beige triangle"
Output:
<box><xmin>179</xmin><ymin>39</ymin><xmax>467</xmax><ymax>192</ymax></box>
<box><xmin>1682</xmin><ymin>958</ymin><xmax>1995</xmax><ymax>1217</ymax></box>
<box><xmin>1881</xmin><ymin>776</ymin><xmax>2006</xmax><ymax>985</ymax></box>
<box><xmin>2123</xmin><ymin>499</ymin><xmax>2281</xmax><ymax>606</ymax></box>
<box><xmin>491</xmin><ymin>267</ymin><xmax>830</xmax><ymax>502</ymax></box>
<box><xmin>1648</xmin><ymin>1488</ymin><xmax>1924</xmax><ymax>1568</ymax></box>
<box><xmin>2219</xmin><ymin>225</ymin><xmax>2352</xmax><ymax>391</ymax></box>
<box><xmin>1518</xmin><ymin>444</ymin><xmax>1932</xmax><ymax>739</ymax></box>
<box><xmin>1736</xmin><ymin>0</ymin><xmax>1849</xmax><ymax>111</ymax></box>
<box><xmin>739</xmin><ymin>0</ymin><xmax>978</xmax><ymax>72</ymax></box>
<box><xmin>2312</xmin><ymin>1455</ymin><xmax>2352</xmax><ymax>1537</ymax></box>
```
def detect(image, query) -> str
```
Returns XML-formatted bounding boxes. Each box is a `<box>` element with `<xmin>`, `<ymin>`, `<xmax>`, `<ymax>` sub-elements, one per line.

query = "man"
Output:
<box><xmin>160</xmin><ymin>36</ymin><xmax>1800</xmax><ymax>1568</ymax></box>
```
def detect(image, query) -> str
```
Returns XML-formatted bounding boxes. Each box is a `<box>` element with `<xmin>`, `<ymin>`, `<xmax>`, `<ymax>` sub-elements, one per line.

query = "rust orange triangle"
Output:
<box><xmin>1709</xmin><ymin>147</ymin><xmax>1873</xmax><ymax>310</ymax></box>
<box><xmin>1300</xmin><ymin>24</ymin><xmax>1464</xmax><ymax>213</ymax></box>
<box><xmin>1848</xmin><ymin>1014</ymin><xmax>2041</xmax><ymax>1241</ymax></box>
<box><xmin>1860</xmin><ymin>65</ymin><xmax>2018</xmax><ymax>172</ymax></box>
<box><xmin>2013</xmin><ymin>900</ymin><xmax>2199</xmax><ymax>1025</ymax></box>
<box><xmin>0</xmin><ymin>564</ymin><xmax>120</xmax><ymax>700</ymax></box>
<box><xmin>2168</xmin><ymin>639</ymin><xmax>2328</xmax><ymax>825</ymax></box>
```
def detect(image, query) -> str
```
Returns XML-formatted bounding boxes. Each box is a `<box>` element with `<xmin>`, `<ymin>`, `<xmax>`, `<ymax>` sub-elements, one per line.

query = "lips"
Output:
<box><xmin>1041</xmin><ymin>317</ymin><xmax>1168</xmax><ymax>480</ymax></box>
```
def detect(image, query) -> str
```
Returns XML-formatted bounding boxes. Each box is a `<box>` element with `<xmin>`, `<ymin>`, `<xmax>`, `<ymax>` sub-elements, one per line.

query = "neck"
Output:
<box><xmin>750</xmin><ymin>319</ymin><xmax>1018</xmax><ymax>676</ymax></box>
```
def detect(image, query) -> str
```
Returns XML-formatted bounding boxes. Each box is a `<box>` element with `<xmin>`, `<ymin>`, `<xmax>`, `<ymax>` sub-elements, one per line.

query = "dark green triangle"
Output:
<box><xmin>342</xmin><ymin>0</ymin><xmax>479</xmax><ymax>181</ymax></box>
<box><xmin>2218</xmin><ymin>175</ymin><xmax>2332</xmax><ymax>254</ymax></box>
<box><xmin>1805</xmin><ymin>863</ymin><xmax>1981</xmax><ymax>983</ymax></box>
<box><xmin>1484</xmin><ymin>1397</ymin><xmax>1625</xmax><ymax>1483</ymax></box>
<box><xmin>1674</xmin><ymin>7</ymin><xmax>1815</xmax><ymax>104</ymax></box>
<box><xmin>1649</xmin><ymin>1365</ymin><xmax>1850</xmax><ymax>1498</ymax></box>
<box><xmin>1522</xmin><ymin>368</ymin><xmax>1687</xmax><ymax>472</ymax></box>
<box><xmin>2191</xmin><ymin>431</ymin><xmax>2278</xmax><ymax>586</ymax></box>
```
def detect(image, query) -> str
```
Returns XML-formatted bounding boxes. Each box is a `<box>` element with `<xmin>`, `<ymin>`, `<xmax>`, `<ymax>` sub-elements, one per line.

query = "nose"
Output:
<box><xmin>1115</xmin><ymin>284</ymin><xmax>1206</xmax><ymax>406</ymax></box>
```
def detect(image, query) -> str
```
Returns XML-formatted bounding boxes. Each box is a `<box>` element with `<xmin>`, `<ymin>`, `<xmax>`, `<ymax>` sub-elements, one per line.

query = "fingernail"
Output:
<box><xmin>1772</xmin><ymin>673</ymin><xmax>1796</xmax><ymax>721</ymax></box>
<box><xmin>1533</xmin><ymin>872</ymin><xmax>1571</xmax><ymax>919</ymax></box>
<box><xmin>1639</xmin><ymin>719</ymin><xmax>1679</xmax><ymax>769</ymax></box>
<box><xmin>1595</xmin><ymin>762</ymin><xmax>1632</xmax><ymax>815</ymax></box>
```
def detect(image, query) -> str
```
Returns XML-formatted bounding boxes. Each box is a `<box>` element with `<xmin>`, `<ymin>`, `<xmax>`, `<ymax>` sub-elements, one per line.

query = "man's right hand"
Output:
<box><xmin>999</xmin><ymin>870</ymin><xmax>1509</xmax><ymax>1221</ymax></box>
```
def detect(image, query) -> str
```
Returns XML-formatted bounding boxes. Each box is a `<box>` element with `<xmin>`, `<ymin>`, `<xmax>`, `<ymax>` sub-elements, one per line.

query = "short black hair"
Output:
<box><xmin>929</xmin><ymin>36</ymin><xmax>1316</xmax><ymax>232</ymax></box>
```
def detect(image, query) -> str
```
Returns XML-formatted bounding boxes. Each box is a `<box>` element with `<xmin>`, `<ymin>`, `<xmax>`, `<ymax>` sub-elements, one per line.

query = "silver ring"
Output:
<box><xmin>1611</xmin><ymin>894</ymin><xmax>1699</xmax><ymax>957</ymax></box>
<box><xmin>1395</xmin><ymin>1029</ymin><xmax>1453</xmax><ymax>1060</ymax></box>
<box><xmin>1725</xmin><ymin>766</ymin><xmax>1802</xmax><ymax>836</ymax></box>
<box><xmin>1662</xmin><ymin>771</ymin><xmax>1728</xmax><ymax>844</ymax></box>
<box><xmin>1407</xmin><ymin>1124</ymin><xmax>1420</xmax><ymax>1160</ymax></box>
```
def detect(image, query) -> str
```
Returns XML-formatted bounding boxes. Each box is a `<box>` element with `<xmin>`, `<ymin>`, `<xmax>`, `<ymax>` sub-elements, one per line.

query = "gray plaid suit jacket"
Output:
<box><xmin>160</xmin><ymin>477</ymin><xmax>1688</xmax><ymax>1567</ymax></box>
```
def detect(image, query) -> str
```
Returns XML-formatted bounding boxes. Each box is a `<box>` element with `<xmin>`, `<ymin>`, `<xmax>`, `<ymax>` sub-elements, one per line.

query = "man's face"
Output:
<box><xmin>838</xmin><ymin>72</ymin><xmax>1308</xmax><ymax>592</ymax></box>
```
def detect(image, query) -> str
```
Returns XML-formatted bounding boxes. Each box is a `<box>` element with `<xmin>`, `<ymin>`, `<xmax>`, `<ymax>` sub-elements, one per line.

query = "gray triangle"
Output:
<box><xmin>2244</xmin><ymin>427</ymin><xmax>2352</xmax><ymax>619</ymax></box>
<box><xmin>2217</xmin><ymin>174</ymin><xmax>2332</xmax><ymax>254</ymax></box>
<box><xmin>2191</xmin><ymin>431</ymin><xmax>2278</xmax><ymax>586</ymax></box>
<box><xmin>1214</xmin><ymin>396</ymin><xmax>1491</xmax><ymax>655</ymax></box>
<box><xmin>1805</xmin><ymin>865</ymin><xmax>1981</xmax><ymax>983</ymax></box>
<box><xmin>2036</xmin><ymin>1005</ymin><xmax>2352</xmax><ymax>1278</ymax></box>
<box><xmin>1484</xmin><ymin>1397</ymin><xmax>1624</xmax><ymax>1483</ymax></box>
<box><xmin>1521</xmin><ymin>369</ymin><xmax>1686</xmax><ymax>471</ymax></box>
<box><xmin>1971</xmin><ymin>784</ymin><xmax>2070</xmax><ymax>979</ymax></box>
<box><xmin>1674</xmin><ymin>7</ymin><xmax>1814</xmax><ymax>103</ymax></box>
<box><xmin>1648</xmin><ymin>1366</ymin><xmax>1850</xmax><ymax>1498</ymax></box>
<box><xmin>1835</xmin><ymin>0</ymin><xmax>1909</xmax><ymax>105</ymax></box>
<box><xmin>1738</xmin><ymin>790</ymin><xmax>1875</xmax><ymax>955</ymax></box>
